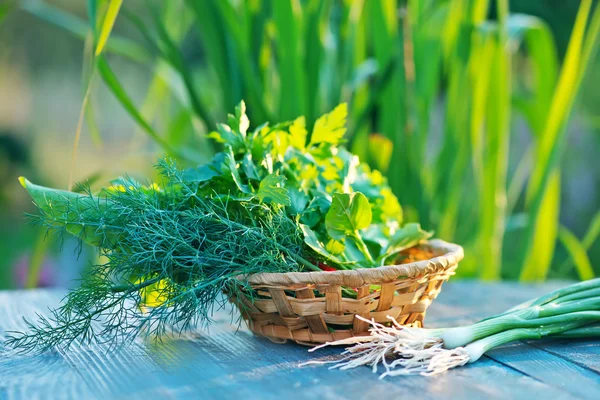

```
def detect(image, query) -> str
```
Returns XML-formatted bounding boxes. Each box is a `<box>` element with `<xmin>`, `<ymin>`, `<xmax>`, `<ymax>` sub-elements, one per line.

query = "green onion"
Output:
<box><xmin>302</xmin><ymin>278</ymin><xmax>600</xmax><ymax>376</ymax></box>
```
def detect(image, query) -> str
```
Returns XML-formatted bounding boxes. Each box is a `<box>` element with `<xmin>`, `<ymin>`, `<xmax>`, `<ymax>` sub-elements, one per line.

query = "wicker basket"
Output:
<box><xmin>231</xmin><ymin>239</ymin><xmax>463</xmax><ymax>345</ymax></box>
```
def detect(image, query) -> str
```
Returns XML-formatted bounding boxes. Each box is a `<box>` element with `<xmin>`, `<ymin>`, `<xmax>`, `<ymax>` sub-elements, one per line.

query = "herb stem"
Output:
<box><xmin>352</xmin><ymin>231</ymin><xmax>375</xmax><ymax>265</ymax></box>
<box><xmin>292</xmin><ymin>254</ymin><xmax>323</xmax><ymax>272</ymax></box>
<box><xmin>62</xmin><ymin>278</ymin><xmax>162</xmax><ymax>331</ymax></box>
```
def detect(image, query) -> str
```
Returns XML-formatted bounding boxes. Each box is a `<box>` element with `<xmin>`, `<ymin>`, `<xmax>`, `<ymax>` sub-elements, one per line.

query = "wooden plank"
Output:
<box><xmin>0</xmin><ymin>352</ymin><xmax>97</xmax><ymax>400</ymax></box>
<box><xmin>0</xmin><ymin>290</ymin><xmax>97</xmax><ymax>400</ymax></box>
<box><xmin>423</xmin><ymin>281</ymin><xmax>600</xmax><ymax>399</ymax></box>
<box><xmin>0</xmin><ymin>290</ymin><xmax>175</xmax><ymax>399</ymax></box>
<box><xmin>58</xmin><ymin>340</ymin><xmax>170</xmax><ymax>398</ymax></box>
<box><xmin>486</xmin><ymin>342</ymin><xmax>600</xmax><ymax>400</ymax></box>
<box><xmin>130</xmin><ymin>315</ymin><xmax>546</xmax><ymax>399</ymax></box>
<box><xmin>435</xmin><ymin>282</ymin><xmax>600</xmax><ymax>399</ymax></box>
<box><xmin>0</xmin><ymin>282</ymin><xmax>597</xmax><ymax>399</ymax></box>
<box><xmin>530</xmin><ymin>338</ymin><xmax>600</xmax><ymax>374</ymax></box>
<box><xmin>134</xmin><ymin>285</ymin><xmax>573</xmax><ymax>400</ymax></box>
<box><xmin>139</xmin><ymin>307</ymin><xmax>574</xmax><ymax>400</ymax></box>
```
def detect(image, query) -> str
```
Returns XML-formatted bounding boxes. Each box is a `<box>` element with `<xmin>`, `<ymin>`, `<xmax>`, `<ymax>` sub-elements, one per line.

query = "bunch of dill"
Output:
<box><xmin>6</xmin><ymin>160</ymin><xmax>315</xmax><ymax>353</ymax></box>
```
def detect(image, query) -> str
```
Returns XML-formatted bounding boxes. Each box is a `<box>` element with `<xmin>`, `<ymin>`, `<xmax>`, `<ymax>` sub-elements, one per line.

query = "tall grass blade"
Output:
<box><xmin>559</xmin><ymin>210</ymin><xmax>600</xmax><ymax>274</ymax></box>
<box><xmin>272</xmin><ymin>0</ymin><xmax>306</xmax><ymax>120</ymax></box>
<box><xmin>434</xmin><ymin>2</ymin><xmax>476</xmax><ymax>238</ymax></box>
<box><xmin>86</xmin><ymin>0</ymin><xmax>97</xmax><ymax>38</ymax></box>
<box><xmin>210</xmin><ymin>0</ymin><xmax>271</xmax><ymax>122</ymax></box>
<box><xmin>520</xmin><ymin>0</ymin><xmax>596</xmax><ymax>280</ymax></box>
<box><xmin>582</xmin><ymin>211</ymin><xmax>600</xmax><ymax>249</ymax></box>
<box><xmin>185</xmin><ymin>0</ymin><xmax>235</xmax><ymax>111</ymax></box>
<box><xmin>95</xmin><ymin>56</ymin><xmax>181</xmax><ymax>158</ymax></box>
<box><xmin>509</xmin><ymin>15</ymin><xmax>558</xmax><ymax>135</ymax></box>
<box><xmin>67</xmin><ymin>76</ymin><xmax>94</xmax><ymax>191</ymax></box>
<box><xmin>369</xmin><ymin>0</ymin><xmax>407</xmax><ymax>213</ymax></box>
<box><xmin>21</xmin><ymin>0</ymin><xmax>600</xmax><ymax>281</ymax></box>
<box><xmin>558</xmin><ymin>225</ymin><xmax>596</xmax><ymax>280</ymax></box>
<box><xmin>95</xmin><ymin>0</ymin><xmax>123</xmax><ymax>56</ymax></box>
<box><xmin>479</xmin><ymin>4</ymin><xmax>511</xmax><ymax>280</ymax></box>
<box><xmin>506</xmin><ymin>144</ymin><xmax>533</xmax><ymax>213</ymax></box>
<box><xmin>303</xmin><ymin>0</ymin><xmax>331</xmax><ymax>125</ymax></box>
<box><xmin>82</xmin><ymin>31</ymin><xmax>103</xmax><ymax>148</ymax></box>
<box><xmin>520</xmin><ymin>169</ymin><xmax>562</xmax><ymax>280</ymax></box>
<box><xmin>148</xmin><ymin>2</ymin><xmax>216</xmax><ymax>132</ymax></box>
<box><xmin>21</xmin><ymin>0</ymin><xmax>150</xmax><ymax>63</ymax></box>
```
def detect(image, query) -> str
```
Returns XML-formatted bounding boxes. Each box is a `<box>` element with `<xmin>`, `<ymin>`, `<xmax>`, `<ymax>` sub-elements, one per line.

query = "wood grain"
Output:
<box><xmin>486</xmin><ymin>342</ymin><xmax>600</xmax><ymax>400</ymax></box>
<box><xmin>0</xmin><ymin>282</ymin><xmax>598</xmax><ymax>400</ymax></box>
<box><xmin>0</xmin><ymin>290</ymin><xmax>97</xmax><ymax>400</ymax></box>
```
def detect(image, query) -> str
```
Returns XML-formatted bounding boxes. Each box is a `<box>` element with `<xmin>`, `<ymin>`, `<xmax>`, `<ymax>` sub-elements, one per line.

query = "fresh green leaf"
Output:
<box><xmin>342</xmin><ymin>239</ymin><xmax>368</xmax><ymax>265</ymax></box>
<box><xmin>326</xmin><ymin>238</ymin><xmax>345</xmax><ymax>255</ymax></box>
<box><xmin>241</xmin><ymin>154</ymin><xmax>260</xmax><ymax>181</ymax></box>
<box><xmin>300</xmin><ymin>224</ymin><xmax>343</xmax><ymax>264</ymax></box>
<box><xmin>300</xmin><ymin>193</ymin><xmax>331</xmax><ymax>227</ymax></box>
<box><xmin>309</xmin><ymin>103</ymin><xmax>348</xmax><ymax>146</ymax></box>
<box><xmin>208</xmin><ymin>101</ymin><xmax>250</xmax><ymax>153</ymax></box>
<box><xmin>289</xmin><ymin>116</ymin><xmax>308</xmax><ymax>149</ymax></box>
<box><xmin>224</xmin><ymin>148</ymin><xmax>251</xmax><ymax>193</ymax></box>
<box><xmin>208</xmin><ymin>123</ymin><xmax>246</xmax><ymax>152</ymax></box>
<box><xmin>288</xmin><ymin>188</ymin><xmax>309</xmax><ymax>215</ymax></box>
<box><xmin>325</xmin><ymin>192</ymin><xmax>372</xmax><ymax>240</ymax></box>
<box><xmin>257</xmin><ymin>174</ymin><xmax>291</xmax><ymax>206</ymax></box>
<box><xmin>232</xmin><ymin>99</ymin><xmax>250</xmax><ymax>136</ymax></box>
<box><xmin>182</xmin><ymin>154</ymin><xmax>224</xmax><ymax>183</ymax></box>
<box><xmin>361</xmin><ymin>224</ymin><xmax>391</xmax><ymax>249</ymax></box>
<box><xmin>19</xmin><ymin>177</ymin><xmax>120</xmax><ymax>247</ymax></box>
<box><xmin>381</xmin><ymin>223</ymin><xmax>433</xmax><ymax>263</ymax></box>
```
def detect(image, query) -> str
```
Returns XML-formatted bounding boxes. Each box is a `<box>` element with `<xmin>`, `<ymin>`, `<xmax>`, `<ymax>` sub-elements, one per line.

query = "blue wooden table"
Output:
<box><xmin>1</xmin><ymin>282</ymin><xmax>599</xmax><ymax>400</ymax></box>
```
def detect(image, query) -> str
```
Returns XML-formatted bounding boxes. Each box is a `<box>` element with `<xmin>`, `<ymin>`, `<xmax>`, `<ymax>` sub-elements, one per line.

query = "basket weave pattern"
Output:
<box><xmin>232</xmin><ymin>240</ymin><xmax>463</xmax><ymax>345</ymax></box>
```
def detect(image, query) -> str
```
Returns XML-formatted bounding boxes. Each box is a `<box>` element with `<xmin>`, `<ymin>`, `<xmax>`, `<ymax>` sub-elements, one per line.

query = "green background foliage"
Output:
<box><xmin>0</xmin><ymin>0</ymin><xmax>599</xmax><ymax>287</ymax></box>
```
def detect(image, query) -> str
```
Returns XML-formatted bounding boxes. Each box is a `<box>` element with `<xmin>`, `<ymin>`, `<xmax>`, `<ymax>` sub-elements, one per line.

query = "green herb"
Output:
<box><xmin>11</xmin><ymin>164</ymin><xmax>317</xmax><ymax>352</ymax></box>
<box><xmin>192</xmin><ymin>101</ymin><xmax>431</xmax><ymax>268</ymax></box>
<box><xmin>326</xmin><ymin>192</ymin><xmax>374</xmax><ymax>265</ymax></box>
<box><xmin>10</xmin><ymin>103</ymin><xmax>431</xmax><ymax>352</ymax></box>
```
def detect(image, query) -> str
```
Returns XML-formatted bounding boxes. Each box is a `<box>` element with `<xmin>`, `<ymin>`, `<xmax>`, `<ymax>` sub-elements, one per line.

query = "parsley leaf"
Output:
<box><xmin>257</xmin><ymin>174</ymin><xmax>291</xmax><ymax>206</ymax></box>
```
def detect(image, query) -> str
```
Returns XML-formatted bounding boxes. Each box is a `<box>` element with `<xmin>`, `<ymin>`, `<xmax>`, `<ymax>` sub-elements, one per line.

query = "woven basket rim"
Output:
<box><xmin>245</xmin><ymin>239</ymin><xmax>463</xmax><ymax>286</ymax></box>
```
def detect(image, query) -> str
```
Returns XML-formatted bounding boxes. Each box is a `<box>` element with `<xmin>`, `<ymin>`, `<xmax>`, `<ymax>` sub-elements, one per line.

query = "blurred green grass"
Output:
<box><xmin>0</xmin><ymin>0</ymin><xmax>599</xmax><ymax>286</ymax></box>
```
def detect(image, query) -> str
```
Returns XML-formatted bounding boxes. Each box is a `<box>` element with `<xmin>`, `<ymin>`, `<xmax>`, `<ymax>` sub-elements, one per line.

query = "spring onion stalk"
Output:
<box><xmin>552</xmin><ymin>323</ymin><xmax>600</xmax><ymax>338</ymax></box>
<box><xmin>301</xmin><ymin>279</ymin><xmax>600</xmax><ymax>377</ymax></box>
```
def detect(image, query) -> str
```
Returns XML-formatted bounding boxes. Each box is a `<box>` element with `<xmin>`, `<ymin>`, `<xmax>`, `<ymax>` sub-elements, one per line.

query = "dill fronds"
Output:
<box><xmin>7</xmin><ymin>161</ymin><xmax>313</xmax><ymax>353</ymax></box>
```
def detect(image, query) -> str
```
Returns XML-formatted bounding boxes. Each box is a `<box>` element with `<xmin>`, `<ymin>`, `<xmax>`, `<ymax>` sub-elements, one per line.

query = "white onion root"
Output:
<box><xmin>299</xmin><ymin>315</ymin><xmax>470</xmax><ymax>377</ymax></box>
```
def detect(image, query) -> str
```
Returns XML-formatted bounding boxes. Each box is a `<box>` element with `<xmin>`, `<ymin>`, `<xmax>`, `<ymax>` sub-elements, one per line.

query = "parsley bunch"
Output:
<box><xmin>185</xmin><ymin>101</ymin><xmax>432</xmax><ymax>269</ymax></box>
